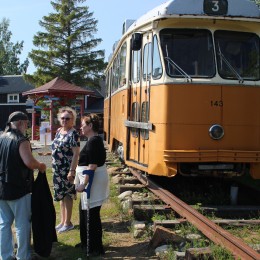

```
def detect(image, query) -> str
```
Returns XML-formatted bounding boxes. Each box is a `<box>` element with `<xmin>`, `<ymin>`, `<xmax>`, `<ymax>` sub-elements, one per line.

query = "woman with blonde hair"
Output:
<box><xmin>51</xmin><ymin>106</ymin><xmax>80</xmax><ymax>233</ymax></box>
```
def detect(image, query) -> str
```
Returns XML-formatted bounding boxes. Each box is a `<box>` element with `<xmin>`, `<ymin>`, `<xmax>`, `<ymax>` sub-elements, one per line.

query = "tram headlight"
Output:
<box><xmin>209</xmin><ymin>124</ymin><xmax>224</xmax><ymax>140</ymax></box>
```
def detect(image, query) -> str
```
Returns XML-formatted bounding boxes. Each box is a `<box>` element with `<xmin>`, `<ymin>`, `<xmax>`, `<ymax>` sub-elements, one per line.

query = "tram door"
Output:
<box><xmin>128</xmin><ymin>32</ymin><xmax>151</xmax><ymax>166</ymax></box>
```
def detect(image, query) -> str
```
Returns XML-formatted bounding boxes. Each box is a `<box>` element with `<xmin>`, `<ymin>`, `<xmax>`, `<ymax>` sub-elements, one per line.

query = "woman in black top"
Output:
<box><xmin>74</xmin><ymin>114</ymin><xmax>109</xmax><ymax>257</ymax></box>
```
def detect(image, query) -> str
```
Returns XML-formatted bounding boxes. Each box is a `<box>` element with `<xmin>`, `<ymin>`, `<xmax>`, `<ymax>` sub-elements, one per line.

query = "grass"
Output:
<box><xmin>35</xmin><ymin>168</ymin><xmax>122</xmax><ymax>259</ymax></box>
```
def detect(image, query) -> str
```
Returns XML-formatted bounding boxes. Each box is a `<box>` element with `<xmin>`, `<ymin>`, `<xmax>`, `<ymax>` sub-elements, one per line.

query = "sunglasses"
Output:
<box><xmin>61</xmin><ymin>117</ymin><xmax>71</xmax><ymax>121</ymax></box>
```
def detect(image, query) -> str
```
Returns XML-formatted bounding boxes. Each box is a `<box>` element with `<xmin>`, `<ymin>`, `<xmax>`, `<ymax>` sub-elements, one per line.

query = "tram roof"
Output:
<box><xmin>128</xmin><ymin>0</ymin><xmax>260</xmax><ymax>32</ymax></box>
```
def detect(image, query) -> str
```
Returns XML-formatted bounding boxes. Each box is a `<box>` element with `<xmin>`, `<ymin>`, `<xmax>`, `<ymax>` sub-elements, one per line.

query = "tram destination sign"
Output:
<box><xmin>204</xmin><ymin>0</ymin><xmax>228</xmax><ymax>16</ymax></box>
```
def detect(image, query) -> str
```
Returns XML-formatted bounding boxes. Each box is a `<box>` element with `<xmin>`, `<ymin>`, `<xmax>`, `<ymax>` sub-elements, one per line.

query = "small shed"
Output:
<box><xmin>23</xmin><ymin>77</ymin><xmax>94</xmax><ymax>140</ymax></box>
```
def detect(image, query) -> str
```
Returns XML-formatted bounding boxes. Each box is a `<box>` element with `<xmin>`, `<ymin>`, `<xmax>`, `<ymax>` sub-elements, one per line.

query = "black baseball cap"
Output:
<box><xmin>7</xmin><ymin>111</ymin><xmax>28</xmax><ymax>123</ymax></box>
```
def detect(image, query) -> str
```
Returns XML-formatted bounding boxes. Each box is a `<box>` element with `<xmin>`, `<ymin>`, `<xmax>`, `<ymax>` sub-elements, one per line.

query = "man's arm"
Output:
<box><xmin>19</xmin><ymin>140</ymin><xmax>46</xmax><ymax>173</ymax></box>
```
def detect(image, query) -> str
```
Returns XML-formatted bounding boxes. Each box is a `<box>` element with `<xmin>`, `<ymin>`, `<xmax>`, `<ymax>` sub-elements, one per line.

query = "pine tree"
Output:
<box><xmin>0</xmin><ymin>18</ymin><xmax>29</xmax><ymax>75</ymax></box>
<box><xmin>26</xmin><ymin>0</ymin><xmax>106</xmax><ymax>87</ymax></box>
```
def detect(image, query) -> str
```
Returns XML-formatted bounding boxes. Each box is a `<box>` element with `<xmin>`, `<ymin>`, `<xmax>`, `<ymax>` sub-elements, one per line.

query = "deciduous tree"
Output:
<box><xmin>252</xmin><ymin>0</ymin><xmax>260</xmax><ymax>7</ymax></box>
<box><xmin>0</xmin><ymin>18</ymin><xmax>29</xmax><ymax>75</ymax></box>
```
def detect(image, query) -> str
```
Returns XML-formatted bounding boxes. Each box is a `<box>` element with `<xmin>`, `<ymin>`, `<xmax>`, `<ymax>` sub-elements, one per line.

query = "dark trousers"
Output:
<box><xmin>79</xmin><ymin>201</ymin><xmax>104</xmax><ymax>254</ymax></box>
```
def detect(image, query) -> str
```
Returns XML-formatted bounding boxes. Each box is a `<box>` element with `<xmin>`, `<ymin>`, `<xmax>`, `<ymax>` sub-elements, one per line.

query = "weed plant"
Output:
<box><xmin>225</xmin><ymin>224</ymin><xmax>260</xmax><ymax>245</ymax></box>
<box><xmin>210</xmin><ymin>245</ymin><xmax>234</xmax><ymax>260</ymax></box>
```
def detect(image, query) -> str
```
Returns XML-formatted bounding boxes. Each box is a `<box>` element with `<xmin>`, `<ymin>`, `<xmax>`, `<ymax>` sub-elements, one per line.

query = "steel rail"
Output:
<box><xmin>130</xmin><ymin>168</ymin><xmax>260</xmax><ymax>260</ymax></box>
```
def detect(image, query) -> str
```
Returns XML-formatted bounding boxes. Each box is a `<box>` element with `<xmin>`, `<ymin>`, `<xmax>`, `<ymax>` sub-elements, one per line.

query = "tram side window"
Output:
<box><xmin>131</xmin><ymin>102</ymin><xmax>139</xmax><ymax>138</ymax></box>
<box><xmin>105</xmin><ymin>70</ymin><xmax>111</xmax><ymax>97</ymax></box>
<box><xmin>143</xmin><ymin>43</ymin><xmax>152</xmax><ymax>81</ymax></box>
<box><xmin>132</xmin><ymin>50</ymin><xmax>141</xmax><ymax>83</ymax></box>
<box><xmin>141</xmin><ymin>101</ymin><xmax>149</xmax><ymax>140</ymax></box>
<box><xmin>152</xmin><ymin>35</ymin><xmax>162</xmax><ymax>80</ymax></box>
<box><xmin>215</xmin><ymin>30</ymin><xmax>260</xmax><ymax>81</ymax></box>
<box><xmin>112</xmin><ymin>56</ymin><xmax>119</xmax><ymax>93</ymax></box>
<box><xmin>119</xmin><ymin>42</ymin><xmax>127</xmax><ymax>87</ymax></box>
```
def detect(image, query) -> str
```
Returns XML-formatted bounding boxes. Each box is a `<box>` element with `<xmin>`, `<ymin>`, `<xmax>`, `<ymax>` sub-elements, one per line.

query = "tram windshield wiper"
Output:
<box><xmin>164</xmin><ymin>56</ymin><xmax>192</xmax><ymax>82</ymax></box>
<box><xmin>217</xmin><ymin>44</ymin><xmax>244</xmax><ymax>83</ymax></box>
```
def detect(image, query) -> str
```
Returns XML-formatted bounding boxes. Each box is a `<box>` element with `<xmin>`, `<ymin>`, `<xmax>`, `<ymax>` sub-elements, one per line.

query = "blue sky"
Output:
<box><xmin>1</xmin><ymin>0</ymin><xmax>167</xmax><ymax>74</ymax></box>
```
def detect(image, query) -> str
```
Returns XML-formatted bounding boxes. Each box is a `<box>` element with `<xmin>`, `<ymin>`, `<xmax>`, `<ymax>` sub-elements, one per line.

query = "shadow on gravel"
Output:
<box><xmin>103</xmin><ymin>220</ymin><xmax>131</xmax><ymax>234</ymax></box>
<box><xmin>103</xmin><ymin>242</ymin><xmax>158</xmax><ymax>259</ymax></box>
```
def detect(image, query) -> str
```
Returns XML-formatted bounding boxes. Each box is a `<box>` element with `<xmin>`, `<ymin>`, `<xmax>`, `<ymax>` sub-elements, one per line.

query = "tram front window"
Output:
<box><xmin>215</xmin><ymin>30</ymin><xmax>260</xmax><ymax>81</ymax></box>
<box><xmin>160</xmin><ymin>29</ymin><xmax>215</xmax><ymax>78</ymax></box>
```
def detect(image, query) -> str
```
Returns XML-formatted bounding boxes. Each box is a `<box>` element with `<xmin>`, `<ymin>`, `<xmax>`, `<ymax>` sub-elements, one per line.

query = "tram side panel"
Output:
<box><xmin>104</xmin><ymin>89</ymin><xmax>128</xmax><ymax>153</ymax></box>
<box><xmin>103</xmin><ymin>98</ymin><xmax>109</xmax><ymax>144</ymax></box>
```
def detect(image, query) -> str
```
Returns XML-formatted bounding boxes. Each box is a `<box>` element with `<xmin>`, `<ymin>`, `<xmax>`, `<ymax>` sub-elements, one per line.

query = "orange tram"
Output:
<box><xmin>104</xmin><ymin>0</ymin><xmax>260</xmax><ymax>179</ymax></box>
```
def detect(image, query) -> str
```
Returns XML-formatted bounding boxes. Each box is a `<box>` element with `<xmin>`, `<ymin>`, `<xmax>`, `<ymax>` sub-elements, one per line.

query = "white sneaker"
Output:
<box><xmin>55</xmin><ymin>223</ymin><xmax>63</xmax><ymax>230</ymax></box>
<box><xmin>58</xmin><ymin>223</ymin><xmax>74</xmax><ymax>233</ymax></box>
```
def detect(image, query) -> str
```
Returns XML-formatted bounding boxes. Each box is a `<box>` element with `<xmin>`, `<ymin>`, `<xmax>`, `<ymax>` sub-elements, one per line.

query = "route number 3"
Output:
<box><xmin>211</xmin><ymin>1</ymin><xmax>220</xmax><ymax>12</ymax></box>
<box><xmin>203</xmin><ymin>0</ymin><xmax>228</xmax><ymax>15</ymax></box>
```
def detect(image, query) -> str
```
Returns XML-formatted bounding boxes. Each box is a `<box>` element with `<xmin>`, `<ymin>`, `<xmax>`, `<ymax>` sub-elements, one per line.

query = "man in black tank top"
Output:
<box><xmin>0</xmin><ymin>111</ymin><xmax>46</xmax><ymax>260</ymax></box>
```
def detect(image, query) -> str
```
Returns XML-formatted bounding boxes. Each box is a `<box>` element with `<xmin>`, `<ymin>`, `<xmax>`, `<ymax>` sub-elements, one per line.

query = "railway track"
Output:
<box><xmin>125</xmin><ymin>167</ymin><xmax>260</xmax><ymax>260</ymax></box>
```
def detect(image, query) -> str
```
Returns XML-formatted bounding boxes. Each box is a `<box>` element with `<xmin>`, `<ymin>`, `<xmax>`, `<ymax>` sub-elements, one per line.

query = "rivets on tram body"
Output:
<box><xmin>209</xmin><ymin>124</ymin><xmax>224</xmax><ymax>140</ymax></box>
